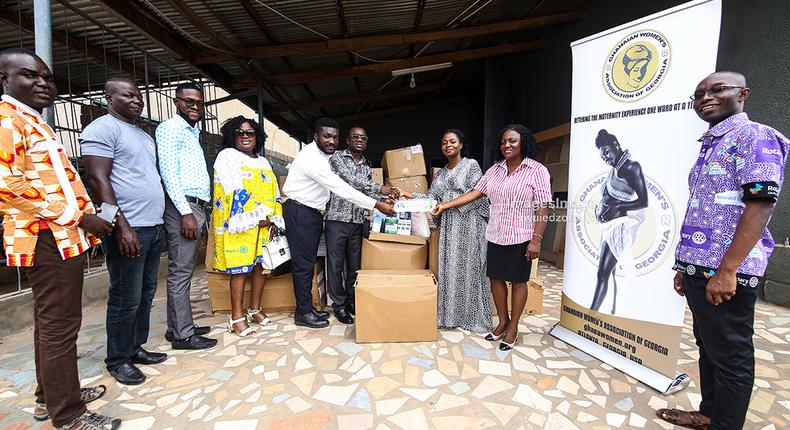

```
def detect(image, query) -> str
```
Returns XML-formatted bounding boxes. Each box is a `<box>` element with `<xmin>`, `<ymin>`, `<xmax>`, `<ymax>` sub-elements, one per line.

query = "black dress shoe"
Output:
<box><xmin>345</xmin><ymin>301</ymin><xmax>355</xmax><ymax>316</ymax></box>
<box><xmin>131</xmin><ymin>348</ymin><xmax>168</xmax><ymax>365</ymax></box>
<box><xmin>171</xmin><ymin>334</ymin><xmax>218</xmax><ymax>350</ymax></box>
<box><xmin>312</xmin><ymin>308</ymin><xmax>330</xmax><ymax>320</ymax></box>
<box><xmin>108</xmin><ymin>362</ymin><xmax>146</xmax><ymax>385</ymax></box>
<box><xmin>165</xmin><ymin>324</ymin><xmax>211</xmax><ymax>342</ymax></box>
<box><xmin>295</xmin><ymin>311</ymin><xmax>330</xmax><ymax>328</ymax></box>
<box><xmin>334</xmin><ymin>308</ymin><xmax>354</xmax><ymax>325</ymax></box>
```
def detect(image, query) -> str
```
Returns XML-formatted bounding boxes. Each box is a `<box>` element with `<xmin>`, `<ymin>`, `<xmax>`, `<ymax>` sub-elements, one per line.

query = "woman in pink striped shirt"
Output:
<box><xmin>433</xmin><ymin>124</ymin><xmax>552</xmax><ymax>350</ymax></box>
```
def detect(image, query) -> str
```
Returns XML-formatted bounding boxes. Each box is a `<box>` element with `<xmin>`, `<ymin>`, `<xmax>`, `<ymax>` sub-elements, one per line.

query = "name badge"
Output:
<box><xmin>705</xmin><ymin>162</ymin><xmax>726</xmax><ymax>175</ymax></box>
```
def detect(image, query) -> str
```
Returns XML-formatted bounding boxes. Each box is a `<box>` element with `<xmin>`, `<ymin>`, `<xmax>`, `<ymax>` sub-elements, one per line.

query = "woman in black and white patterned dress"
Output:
<box><xmin>399</xmin><ymin>129</ymin><xmax>492</xmax><ymax>333</ymax></box>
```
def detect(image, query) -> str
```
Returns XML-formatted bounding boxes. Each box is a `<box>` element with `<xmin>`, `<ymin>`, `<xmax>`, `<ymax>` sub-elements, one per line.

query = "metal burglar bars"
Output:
<box><xmin>0</xmin><ymin>1</ymin><xmax>224</xmax><ymax>299</ymax></box>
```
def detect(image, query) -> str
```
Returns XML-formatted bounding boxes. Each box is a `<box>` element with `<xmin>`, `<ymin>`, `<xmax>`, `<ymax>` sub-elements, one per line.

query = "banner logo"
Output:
<box><xmin>572</xmin><ymin>172</ymin><xmax>676</xmax><ymax>275</ymax></box>
<box><xmin>603</xmin><ymin>29</ymin><xmax>671</xmax><ymax>102</ymax></box>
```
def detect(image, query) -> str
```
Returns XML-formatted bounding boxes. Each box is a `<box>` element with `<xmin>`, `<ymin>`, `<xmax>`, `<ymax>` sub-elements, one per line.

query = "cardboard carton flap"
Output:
<box><xmin>356</xmin><ymin>270</ymin><xmax>437</xmax><ymax>288</ymax></box>
<box><xmin>368</xmin><ymin>232</ymin><xmax>426</xmax><ymax>245</ymax></box>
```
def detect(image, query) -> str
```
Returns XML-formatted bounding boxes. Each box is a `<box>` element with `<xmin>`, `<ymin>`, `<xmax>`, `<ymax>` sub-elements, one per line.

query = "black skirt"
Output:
<box><xmin>486</xmin><ymin>241</ymin><xmax>532</xmax><ymax>283</ymax></box>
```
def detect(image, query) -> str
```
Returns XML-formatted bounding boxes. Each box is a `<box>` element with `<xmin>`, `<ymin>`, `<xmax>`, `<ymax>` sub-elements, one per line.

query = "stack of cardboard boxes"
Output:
<box><xmin>382</xmin><ymin>145</ymin><xmax>429</xmax><ymax>195</ymax></box>
<box><xmin>355</xmin><ymin>145</ymin><xmax>438</xmax><ymax>343</ymax></box>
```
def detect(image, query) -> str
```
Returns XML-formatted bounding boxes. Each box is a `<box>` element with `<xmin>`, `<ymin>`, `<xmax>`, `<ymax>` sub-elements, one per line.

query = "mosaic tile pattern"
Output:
<box><xmin>1</xmin><ymin>262</ymin><xmax>789</xmax><ymax>429</ymax></box>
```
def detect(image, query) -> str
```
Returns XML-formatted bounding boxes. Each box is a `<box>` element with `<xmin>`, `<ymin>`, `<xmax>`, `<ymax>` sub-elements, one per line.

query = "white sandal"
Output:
<box><xmin>246</xmin><ymin>307</ymin><xmax>271</xmax><ymax>326</ymax></box>
<box><xmin>228</xmin><ymin>315</ymin><xmax>256</xmax><ymax>337</ymax></box>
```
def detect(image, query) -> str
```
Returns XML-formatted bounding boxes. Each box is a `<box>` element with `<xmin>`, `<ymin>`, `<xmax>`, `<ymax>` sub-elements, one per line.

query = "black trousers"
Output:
<box><xmin>324</xmin><ymin>220</ymin><xmax>363</xmax><ymax>310</ymax></box>
<box><xmin>283</xmin><ymin>199</ymin><xmax>323</xmax><ymax>315</ymax></box>
<box><xmin>683</xmin><ymin>273</ymin><xmax>757</xmax><ymax>430</ymax></box>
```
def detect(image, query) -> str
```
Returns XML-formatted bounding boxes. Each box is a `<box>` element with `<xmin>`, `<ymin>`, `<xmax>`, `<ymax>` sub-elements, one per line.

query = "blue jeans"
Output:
<box><xmin>104</xmin><ymin>225</ymin><xmax>165</xmax><ymax>370</ymax></box>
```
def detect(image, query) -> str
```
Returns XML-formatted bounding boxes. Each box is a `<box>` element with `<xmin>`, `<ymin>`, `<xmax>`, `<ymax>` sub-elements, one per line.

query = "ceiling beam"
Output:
<box><xmin>268</xmin><ymin>83</ymin><xmax>441</xmax><ymax>114</ymax></box>
<box><xmin>91</xmin><ymin>0</ymin><xmax>193</xmax><ymax>61</ymax></box>
<box><xmin>266</xmin><ymin>40</ymin><xmax>548</xmax><ymax>86</ymax></box>
<box><xmin>240</xmin><ymin>0</ymin><xmax>328</xmax><ymax>117</ymax></box>
<box><xmin>194</xmin><ymin>10</ymin><xmax>582</xmax><ymax>64</ymax></box>
<box><xmin>336</xmin><ymin>0</ymin><xmax>363</xmax><ymax>94</ymax></box>
<box><xmin>88</xmin><ymin>0</ymin><xmax>303</xmax><ymax>129</ymax></box>
<box><xmin>89</xmin><ymin>0</ymin><xmax>234</xmax><ymax>89</ymax></box>
<box><xmin>407</xmin><ymin>0</ymin><xmax>427</xmax><ymax>57</ymax></box>
<box><xmin>0</xmin><ymin>5</ymin><xmax>148</xmax><ymax>80</ymax></box>
<box><xmin>157</xmin><ymin>0</ymin><xmax>310</xmax><ymax>125</ymax></box>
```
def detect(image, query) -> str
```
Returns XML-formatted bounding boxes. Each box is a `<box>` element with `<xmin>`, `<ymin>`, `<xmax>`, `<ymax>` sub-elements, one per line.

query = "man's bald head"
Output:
<box><xmin>0</xmin><ymin>48</ymin><xmax>39</xmax><ymax>72</ymax></box>
<box><xmin>104</xmin><ymin>76</ymin><xmax>144</xmax><ymax>123</ymax></box>
<box><xmin>704</xmin><ymin>71</ymin><xmax>747</xmax><ymax>87</ymax></box>
<box><xmin>104</xmin><ymin>76</ymin><xmax>138</xmax><ymax>94</ymax></box>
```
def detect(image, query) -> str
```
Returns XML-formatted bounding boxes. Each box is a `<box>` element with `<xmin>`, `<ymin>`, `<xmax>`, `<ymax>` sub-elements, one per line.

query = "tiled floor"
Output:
<box><xmin>1</xmin><ymin>263</ymin><xmax>789</xmax><ymax>429</ymax></box>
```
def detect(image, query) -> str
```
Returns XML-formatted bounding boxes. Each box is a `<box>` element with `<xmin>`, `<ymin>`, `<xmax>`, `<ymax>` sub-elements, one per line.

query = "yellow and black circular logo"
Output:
<box><xmin>603</xmin><ymin>29</ymin><xmax>671</xmax><ymax>102</ymax></box>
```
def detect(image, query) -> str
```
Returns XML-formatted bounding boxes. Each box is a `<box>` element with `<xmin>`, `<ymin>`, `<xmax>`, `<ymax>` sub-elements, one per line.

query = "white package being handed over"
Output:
<box><xmin>394</xmin><ymin>197</ymin><xmax>436</xmax><ymax>213</ymax></box>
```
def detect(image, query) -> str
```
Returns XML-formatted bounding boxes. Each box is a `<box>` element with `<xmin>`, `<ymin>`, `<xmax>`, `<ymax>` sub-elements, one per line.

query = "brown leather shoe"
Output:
<box><xmin>656</xmin><ymin>408</ymin><xmax>710</xmax><ymax>430</ymax></box>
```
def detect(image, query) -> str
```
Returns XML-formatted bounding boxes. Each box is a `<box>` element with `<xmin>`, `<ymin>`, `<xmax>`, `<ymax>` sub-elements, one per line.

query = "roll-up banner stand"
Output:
<box><xmin>549</xmin><ymin>0</ymin><xmax>722</xmax><ymax>394</ymax></box>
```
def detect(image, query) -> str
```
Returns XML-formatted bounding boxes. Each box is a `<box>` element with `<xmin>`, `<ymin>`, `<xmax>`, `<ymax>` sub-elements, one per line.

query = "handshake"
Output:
<box><xmin>374</xmin><ymin>185</ymin><xmax>401</xmax><ymax>216</ymax></box>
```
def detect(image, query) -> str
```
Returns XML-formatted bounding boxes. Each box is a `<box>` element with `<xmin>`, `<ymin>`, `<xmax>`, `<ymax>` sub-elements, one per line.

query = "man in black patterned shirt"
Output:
<box><xmin>325</xmin><ymin>127</ymin><xmax>397</xmax><ymax>324</ymax></box>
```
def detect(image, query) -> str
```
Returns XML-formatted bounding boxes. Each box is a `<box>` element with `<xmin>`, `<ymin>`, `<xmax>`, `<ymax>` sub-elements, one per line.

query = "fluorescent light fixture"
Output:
<box><xmin>391</xmin><ymin>62</ymin><xmax>453</xmax><ymax>77</ymax></box>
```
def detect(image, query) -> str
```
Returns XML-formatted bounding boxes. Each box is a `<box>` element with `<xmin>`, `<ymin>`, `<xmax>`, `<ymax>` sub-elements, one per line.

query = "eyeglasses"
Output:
<box><xmin>235</xmin><ymin>129</ymin><xmax>256</xmax><ymax>137</ymax></box>
<box><xmin>690</xmin><ymin>85</ymin><xmax>744</xmax><ymax>101</ymax></box>
<box><xmin>349</xmin><ymin>134</ymin><xmax>368</xmax><ymax>142</ymax></box>
<box><xmin>175</xmin><ymin>97</ymin><xmax>205</xmax><ymax>108</ymax></box>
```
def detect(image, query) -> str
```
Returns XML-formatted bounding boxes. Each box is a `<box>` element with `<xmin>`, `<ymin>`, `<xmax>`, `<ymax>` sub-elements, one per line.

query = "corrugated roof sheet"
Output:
<box><xmin>0</xmin><ymin>0</ymin><xmax>585</xmax><ymax>132</ymax></box>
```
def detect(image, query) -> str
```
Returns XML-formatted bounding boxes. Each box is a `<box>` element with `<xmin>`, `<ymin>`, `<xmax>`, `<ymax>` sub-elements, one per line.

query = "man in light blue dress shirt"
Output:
<box><xmin>156</xmin><ymin>82</ymin><xmax>217</xmax><ymax>350</ymax></box>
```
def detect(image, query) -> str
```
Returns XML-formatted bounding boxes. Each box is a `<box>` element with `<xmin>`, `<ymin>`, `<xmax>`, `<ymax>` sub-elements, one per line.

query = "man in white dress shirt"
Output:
<box><xmin>283</xmin><ymin>117</ymin><xmax>395</xmax><ymax>328</ymax></box>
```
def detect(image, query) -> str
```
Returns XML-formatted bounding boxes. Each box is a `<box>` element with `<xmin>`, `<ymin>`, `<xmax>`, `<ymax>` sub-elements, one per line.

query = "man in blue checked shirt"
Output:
<box><xmin>156</xmin><ymin>82</ymin><xmax>217</xmax><ymax>350</ymax></box>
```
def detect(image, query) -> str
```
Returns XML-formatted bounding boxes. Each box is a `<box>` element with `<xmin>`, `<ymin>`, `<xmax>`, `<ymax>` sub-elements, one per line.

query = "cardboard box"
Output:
<box><xmin>428</xmin><ymin>227</ymin><xmax>439</xmax><ymax>277</ymax></box>
<box><xmin>207</xmin><ymin>260</ymin><xmax>325</xmax><ymax>314</ymax></box>
<box><xmin>371</xmin><ymin>168</ymin><xmax>383</xmax><ymax>185</ymax></box>
<box><xmin>368</xmin><ymin>231</ymin><xmax>426</xmax><ymax>245</ymax></box>
<box><xmin>355</xmin><ymin>270</ymin><xmax>438</xmax><ymax>343</ymax></box>
<box><xmin>382</xmin><ymin>145</ymin><xmax>426</xmax><ymax>179</ymax></box>
<box><xmin>385</xmin><ymin>175</ymin><xmax>429</xmax><ymax>195</ymax></box>
<box><xmin>491</xmin><ymin>278</ymin><xmax>544</xmax><ymax>316</ymax></box>
<box><xmin>361</xmin><ymin>233</ymin><xmax>427</xmax><ymax>270</ymax></box>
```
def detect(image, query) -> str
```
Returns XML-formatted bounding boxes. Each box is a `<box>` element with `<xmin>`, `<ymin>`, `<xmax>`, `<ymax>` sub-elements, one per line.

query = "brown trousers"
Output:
<box><xmin>28</xmin><ymin>230</ymin><xmax>87</xmax><ymax>427</ymax></box>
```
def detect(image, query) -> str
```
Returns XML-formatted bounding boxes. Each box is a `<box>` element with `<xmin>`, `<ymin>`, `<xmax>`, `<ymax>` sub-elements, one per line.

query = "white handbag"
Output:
<box><xmin>261</xmin><ymin>231</ymin><xmax>290</xmax><ymax>270</ymax></box>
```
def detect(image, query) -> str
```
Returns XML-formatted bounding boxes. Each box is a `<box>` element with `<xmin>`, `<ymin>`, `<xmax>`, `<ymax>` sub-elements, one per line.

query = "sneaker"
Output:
<box><xmin>57</xmin><ymin>412</ymin><xmax>121</xmax><ymax>429</ymax></box>
<box><xmin>35</xmin><ymin>385</ymin><xmax>107</xmax><ymax>421</ymax></box>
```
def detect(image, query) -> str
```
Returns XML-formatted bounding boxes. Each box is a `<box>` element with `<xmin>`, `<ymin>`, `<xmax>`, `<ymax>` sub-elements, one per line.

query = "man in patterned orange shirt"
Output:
<box><xmin>0</xmin><ymin>48</ymin><xmax>120</xmax><ymax>430</ymax></box>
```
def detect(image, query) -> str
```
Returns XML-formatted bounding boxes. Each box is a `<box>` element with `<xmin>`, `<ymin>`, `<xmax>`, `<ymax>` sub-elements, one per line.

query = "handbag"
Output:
<box><xmin>260</xmin><ymin>227</ymin><xmax>290</xmax><ymax>270</ymax></box>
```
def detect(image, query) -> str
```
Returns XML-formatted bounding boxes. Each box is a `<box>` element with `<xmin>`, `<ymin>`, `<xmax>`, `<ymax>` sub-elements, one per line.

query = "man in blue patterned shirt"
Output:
<box><xmin>657</xmin><ymin>72</ymin><xmax>789</xmax><ymax>430</ymax></box>
<box><xmin>156</xmin><ymin>82</ymin><xmax>216</xmax><ymax>350</ymax></box>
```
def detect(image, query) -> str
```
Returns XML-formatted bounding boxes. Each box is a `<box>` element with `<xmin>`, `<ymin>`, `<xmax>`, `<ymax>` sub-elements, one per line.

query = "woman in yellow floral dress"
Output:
<box><xmin>212</xmin><ymin>116</ymin><xmax>283</xmax><ymax>337</ymax></box>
